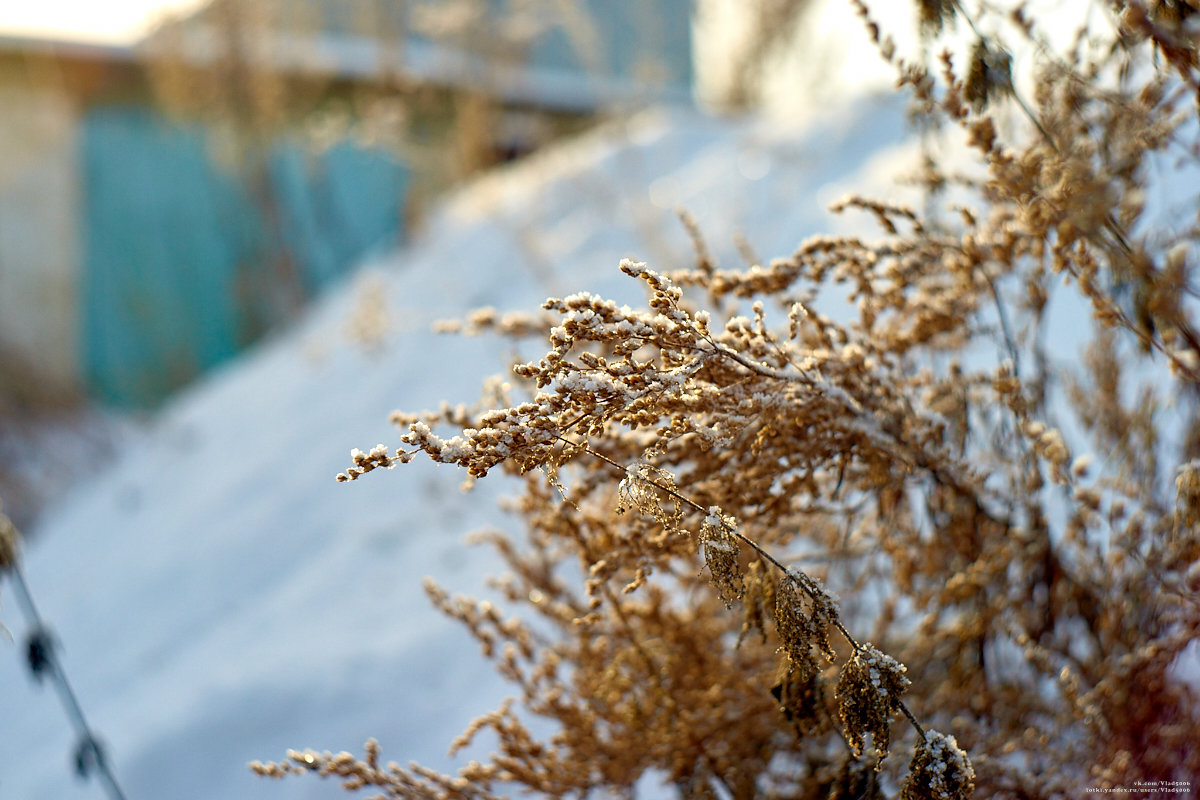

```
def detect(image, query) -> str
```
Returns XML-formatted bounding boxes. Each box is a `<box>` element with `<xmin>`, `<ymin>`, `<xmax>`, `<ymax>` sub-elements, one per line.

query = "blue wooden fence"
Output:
<box><xmin>81</xmin><ymin>108</ymin><xmax>407</xmax><ymax>407</ymax></box>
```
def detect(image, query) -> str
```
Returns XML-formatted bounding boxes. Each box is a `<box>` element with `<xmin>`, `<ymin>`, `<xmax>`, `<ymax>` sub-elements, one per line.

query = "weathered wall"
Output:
<box><xmin>0</xmin><ymin>87</ymin><xmax>82</xmax><ymax>388</ymax></box>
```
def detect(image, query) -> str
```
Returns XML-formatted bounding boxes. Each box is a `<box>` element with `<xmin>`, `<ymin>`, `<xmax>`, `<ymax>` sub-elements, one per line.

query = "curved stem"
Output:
<box><xmin>567</xmin><ymin>440</ymin><xmax>928</xmax><ymax>744</ymax></box>
<box><xmin>5</xmin><ymin>563</ymin><xmax>129</xmax><ymax>800</ymax></box>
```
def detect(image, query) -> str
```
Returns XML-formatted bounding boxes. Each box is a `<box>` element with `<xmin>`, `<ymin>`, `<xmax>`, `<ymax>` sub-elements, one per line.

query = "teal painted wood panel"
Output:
<box><xmin>81</xmin><ymin>109</ymin><xmax>257</xmax><ymax>407</ymax></box>
<box><xmin>80</xmin><ymin>109</ymin><xmax>408</xmax><ymax>407</ymax></box>
<box><xmin>269</xmin><ymin>139</ymin><xmax>406</xmax><ymax>291</ymax></box>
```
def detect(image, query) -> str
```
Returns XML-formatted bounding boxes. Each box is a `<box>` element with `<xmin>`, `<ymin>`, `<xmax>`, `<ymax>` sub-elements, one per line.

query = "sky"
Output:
<box><xmin>0</xmin><ymin>0</ymin><xmax>204</xmax><ymax>44</ymax></box>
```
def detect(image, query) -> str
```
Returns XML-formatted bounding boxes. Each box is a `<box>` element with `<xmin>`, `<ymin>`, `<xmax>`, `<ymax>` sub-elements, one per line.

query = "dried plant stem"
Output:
<box><xmin>949</xmin><ymin>0</ymin><xmax>1200</xmax><ymax>381</ymax></box>
<box><xmin>3</xmin><ymin>552</ymin><xmax>128</xmax><ymax>800</ymax></box>
<box><xmin>600</xmin><ymin>583</ymin><xmax>740</xmax><ymax>797</ymax></box>
<box><xmin>571</xmin><ymin>439</ymin><xmax>930</xmax><ymax>744</ymax></box>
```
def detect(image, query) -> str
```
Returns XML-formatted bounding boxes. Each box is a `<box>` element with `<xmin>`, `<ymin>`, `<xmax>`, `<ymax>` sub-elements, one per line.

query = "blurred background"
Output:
<box><xmin>0</xmin><ymin>0</ymin><xmax>725</xmax><ymax>527</ymax></box>
<box><xmin>0</xmin><ymin>0</ymin><xmax>923</xmax><ymax>530</ymax></box>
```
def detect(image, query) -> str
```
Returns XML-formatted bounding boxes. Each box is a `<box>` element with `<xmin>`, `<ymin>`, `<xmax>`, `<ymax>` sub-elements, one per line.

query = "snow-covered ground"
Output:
<box><xmin>0</xmin><ymin>97</ymin><xmax>916</xmax><ymax>799</ymax></box>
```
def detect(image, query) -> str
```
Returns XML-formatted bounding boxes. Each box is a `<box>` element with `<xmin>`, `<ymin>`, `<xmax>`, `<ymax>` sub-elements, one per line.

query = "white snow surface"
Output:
<box><xmin>0</xmin><ymin>97</ymin><xmax>912</xmax><ymax>799</ymax></box>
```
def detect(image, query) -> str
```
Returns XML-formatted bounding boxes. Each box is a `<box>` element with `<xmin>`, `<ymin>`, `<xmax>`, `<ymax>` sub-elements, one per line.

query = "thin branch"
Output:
<box><xmin>5</xmin><ymin>563</ymin><xmax>129</xmax><ymax>800</ymax></box>
<box><xmin>569</xmin><ymin>440</ymin><xmax>928</xmax><ymax>744</ymax></box>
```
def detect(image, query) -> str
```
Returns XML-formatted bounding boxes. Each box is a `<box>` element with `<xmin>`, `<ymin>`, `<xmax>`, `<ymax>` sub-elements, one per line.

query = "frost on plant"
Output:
<box><xmin>616</xmin><ymin>462</ymin><xmax>684</xmax><ymax>530</ymax></box>
<box><xmin>774</xmin><ymin>569</ymin><xmax>838</xmax><ymax>681</ymax></box>
<box><xmin>836</xmin><ymin>642</ymin><xmax>911</xmax><ymax>763</ymax></box>
<box><xmin>699</xmin><ymin>506</ymin><xmax>743</xmax><ymax>607</ymax></box>
<box><xmin>901</xmin><ymin>730</ymin><xmax>975</xmax><ymax>800</ymax></box>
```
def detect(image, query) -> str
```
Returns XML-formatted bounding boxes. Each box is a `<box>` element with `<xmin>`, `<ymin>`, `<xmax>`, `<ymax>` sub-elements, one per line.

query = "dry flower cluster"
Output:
<box><xmin>256</xmin><ymin>1</ymin><xmax>1200</xmax><ymax>797</ymax></box>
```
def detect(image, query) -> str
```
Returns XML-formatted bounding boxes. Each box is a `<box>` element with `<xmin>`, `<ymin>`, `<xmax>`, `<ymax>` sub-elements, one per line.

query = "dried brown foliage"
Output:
<box><xmin>257</xmin><ymin>1</ymin><xmax>1200</xmax><ymax>797</ymax></box>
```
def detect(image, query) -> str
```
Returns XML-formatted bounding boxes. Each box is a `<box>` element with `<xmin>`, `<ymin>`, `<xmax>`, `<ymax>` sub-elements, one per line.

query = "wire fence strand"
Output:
<box><xmin>2</xmin><ymin>519</ymin><xmax>129</xmax><ymax>800</ymax></box>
